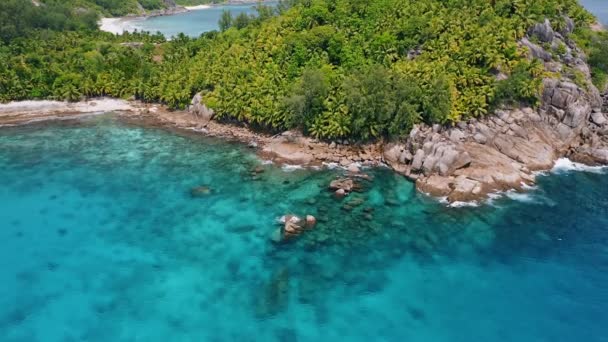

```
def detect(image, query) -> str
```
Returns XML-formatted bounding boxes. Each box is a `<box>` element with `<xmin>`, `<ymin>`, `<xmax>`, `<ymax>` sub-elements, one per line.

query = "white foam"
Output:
<box><xmin>282</xmin><ymin>164</ymin><xmax>304</xmax><ymax>172</ymax></box>
<box><xmin>0</xmin><ymin>99</ymin><xmax>133</xmax><ymax>116</ymax></box>
<box><xmin>521</xmin><ymin>182</ymin><xmax>538</xmax><ymax>190</ymax></box>
<box><xmin>261</xmin><ymin>160</ymin><xmax>274</xmax><ymax>165</ymax></box>
<box><xmin>322</xmin><ymin>162</ymin><xmax>340</xmax><ymax>169</ymax></box>
<box><xmin>449</xmin><ymin>201</ymin><xmax>480</xmax><ymax>208</ymax></box>
<box><xmin>186</xmin><ymin>127</ymin><xmax>208</xmax><ymax>133</ymax></box>
<box><xmin>99</xmin><ymin>17</ymin><xmax>146</xmax><ymax>35</ymax></box>
<box><xmin>551</xmin><ymin>158</ymin><xmax>607</xmax><ymax>174</ymax></box>
<box><xmin>437</xmin><ymin>196</ymin><xmax>449</xmax><ymax>204</ymax></box>
<box><xmin>504</xmin><ymin>190</ymin><xmax>537</xmax><ymax>203</ymax></box>
<box><xmin>99</xmin><ymin>18</ymin><xmax>129</xmax><ymax>34</ymax></box>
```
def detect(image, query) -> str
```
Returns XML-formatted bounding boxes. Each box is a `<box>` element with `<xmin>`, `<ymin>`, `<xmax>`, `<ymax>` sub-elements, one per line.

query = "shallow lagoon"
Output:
<box><xmin>1</xmin><ymin>114</ymin><xmax>607</xmax><ymax>341</ymax></box>
<box><xmin>120</xmin><ymin>2</ymin><xmax>278</xmax><ymax>38</ymax></box>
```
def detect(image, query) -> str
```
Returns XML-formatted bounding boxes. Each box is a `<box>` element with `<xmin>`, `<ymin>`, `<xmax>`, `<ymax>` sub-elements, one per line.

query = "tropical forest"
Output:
<box><xmin>1</xmin><ymin>0</ymin><xmax>607</xmax><ymax>140</ymax></box>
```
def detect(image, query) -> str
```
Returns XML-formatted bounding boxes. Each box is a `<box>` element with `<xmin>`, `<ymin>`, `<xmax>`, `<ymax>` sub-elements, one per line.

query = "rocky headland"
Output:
<box><xmin>383</xmin><ymin>18</ymin><xmax>608</xmax><ymax>202</ymax></box>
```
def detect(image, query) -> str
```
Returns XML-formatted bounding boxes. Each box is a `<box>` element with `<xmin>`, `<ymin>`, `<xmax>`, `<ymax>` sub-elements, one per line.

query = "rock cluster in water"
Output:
<box><xmin>271</xmin><ymin>214</ymin><xmax>317</xmax><ymax>243</ymax></box>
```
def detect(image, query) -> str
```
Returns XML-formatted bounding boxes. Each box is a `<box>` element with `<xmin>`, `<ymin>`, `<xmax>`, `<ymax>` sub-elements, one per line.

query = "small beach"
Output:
<box><xmin>99</xmin><ymin>1</ymin><xmax>278</xmax><ymax>37</ymax></box>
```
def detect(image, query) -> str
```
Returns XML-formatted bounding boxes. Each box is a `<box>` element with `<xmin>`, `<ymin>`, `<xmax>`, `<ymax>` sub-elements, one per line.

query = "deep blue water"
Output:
<box><xmin>1</xmin><ymin>114</ymin><xmax>608</xmax><ymax>341</ymax></box>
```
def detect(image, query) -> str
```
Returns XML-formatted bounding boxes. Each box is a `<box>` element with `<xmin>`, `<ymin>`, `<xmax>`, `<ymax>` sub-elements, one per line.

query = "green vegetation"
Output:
<box><xmin>0</xmin><ymin>0</ymin><xmax>602</xmax><ymax>141</ymax></box>
<box><xmin>0</xmin><ymin>0</ymin><xmax>98</xmax><ymax>42</ymax></box>
<box><xmin>573</xmin><ymin>27</ymin><xmax>608</xmax><ymax>91</ymax></box>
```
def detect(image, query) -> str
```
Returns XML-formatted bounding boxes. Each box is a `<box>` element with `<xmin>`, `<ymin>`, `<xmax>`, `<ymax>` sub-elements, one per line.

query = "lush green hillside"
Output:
<box><xmin>1</xmin><ymin>0</ymin><xmax>606</xmax><ymax>141</ymax></box>
<box><xmin>0</xmin><ymin>0</ymin><xmax>98</xmax><ymax>42</ymax></box>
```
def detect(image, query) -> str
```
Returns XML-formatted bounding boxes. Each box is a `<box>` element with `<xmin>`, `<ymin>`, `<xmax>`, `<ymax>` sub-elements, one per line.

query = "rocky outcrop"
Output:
<box><xmin>189</xmin><ymin>92</ymin><xmax>215</xmax><ymax>123</ymax></box>
<box><xmin>383</xmin><ymin>18</ymin><xmax>608</xmax><ymax>202</ymax></box>
<box><xmin>329</xmin><ymin>178</ymin><xmax>356</xmax><ymax>193</ymax></box>
<box><xmin>271</xmin><ymin>214</ymin><xmax>317</xmax><ymax>243</ymax></box>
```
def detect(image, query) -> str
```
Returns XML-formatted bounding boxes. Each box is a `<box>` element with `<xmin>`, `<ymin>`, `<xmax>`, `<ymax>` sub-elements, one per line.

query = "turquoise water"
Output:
<box><xmin>1</xmin><ymin>114</ymin><xmax>608</xmax><ymax>341</ymax></box>
<box><xmin>581</xmin><ymin>0</ymin><xmax>608</xmax><ymax>25</ymax></box>
<box><xmin>127</xmin><ymin>2</ymin><xmax>277</xmax><ymax>38</ymax></box>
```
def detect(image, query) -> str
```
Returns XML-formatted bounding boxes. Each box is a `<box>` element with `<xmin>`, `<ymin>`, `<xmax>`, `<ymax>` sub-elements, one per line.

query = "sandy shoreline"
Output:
<box><xmin>3</xmin><ymin>95</ymin><xmax>606</xmax><ymax>206</ymax></box>
<box><xmin>0</xmin><ymin>98</ymin><xmax>383</xmax><ymax>169</ymax></box>
<box><xmin>184</xmin><ymin>5</ymin><xmax>211</xmax><ymax>10</ymax></box>
<box><xmin>99</xmin><ymin>18</ymin><xmax>134</xmax><ymax>35</ymax></box>
<box><xmin>98</xmin><ymin>0</ymin><xmax>277</xmax><ymax>35</ymax></box>
<box><xmin>0</xmin><ymin>99</ymin><xmax>136</xmax><ymax>126</ymax></box>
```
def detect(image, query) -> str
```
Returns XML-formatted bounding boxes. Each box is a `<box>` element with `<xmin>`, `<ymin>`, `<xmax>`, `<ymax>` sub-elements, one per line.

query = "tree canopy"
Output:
<box><xmin>0</xmin><ymin>0</ymin><xmax>603</xmax><ymax>141</ymax></box>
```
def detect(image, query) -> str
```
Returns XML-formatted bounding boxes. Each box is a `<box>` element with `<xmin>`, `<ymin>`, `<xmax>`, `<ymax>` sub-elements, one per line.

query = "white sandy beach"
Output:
<box><xmin>99</xmin><ymin>18</ymin><xmax>135</xmax><ymax>34</ymax></box>
<box><xmin>98</xmin><ymin>5</ymin><xmax>211</xmax><ymax>35</ymax></box>
<box><xmin>184</xmin><ymin>5</ymin><xmax>211</xmax><ymax>10</ymax></box>
<box><xmin>0</xmin><ymin>99</ymin><xmax>138</xmax><ymax>126</ymax></box>
<box><xmin>0</xmin><ymin>99</ymin><xmax>133</xmax><ymax>116</ymax></box>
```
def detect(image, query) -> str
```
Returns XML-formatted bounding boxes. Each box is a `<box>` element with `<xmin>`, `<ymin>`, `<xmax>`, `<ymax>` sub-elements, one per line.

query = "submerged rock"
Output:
<box><xmin>329</xmin><ymin>178</ymin><xmax>355</xmax><ymax>193</ymax></box>
<box><xmin>272</xmin><ymin>214</ymin><xmax>317</xmax><ymax>243</ymax></box>
<box><xmin>334</xmin><ymin>188</ymin><xmax>347</xmax><ymax>199</ymax></box>
<box><xmin>305</xmin><ymin>215</ymin><xmax>317</xmax><ymax>229</ymax></box>
<box><xmin>190</xmin><ymin>185</ymin><xmax>212</xmax><ymax>197</ymax></box>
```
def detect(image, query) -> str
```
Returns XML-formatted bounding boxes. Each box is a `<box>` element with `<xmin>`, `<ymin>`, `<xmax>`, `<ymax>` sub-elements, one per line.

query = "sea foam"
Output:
<box><xmin>551</xmin><ymin>158</ymin><xmax>607</xmax><ymax>174</ymax></box>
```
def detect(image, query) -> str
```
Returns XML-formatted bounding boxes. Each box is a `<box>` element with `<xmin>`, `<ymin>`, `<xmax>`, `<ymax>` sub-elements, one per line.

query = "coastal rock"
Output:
<box><xmin>283</xmin><ymin>215</ymin><xmax>305</xmax><ymax>238</ymax></box>
<box><xmin>383</xmin><ymin>59</ymin><xmax>604</xmax><ymax>203</ymax></box>
<box><xmin>189</xmin><ymin>92</ymin><xmax>215</xmax><ymax>123</ymax></box>
<box><xmin>272</xmin><ymin>214</ymin><xmax>317</xmax><ymax>243</ymax></box>
<box><xmin>563</xmin><ymin>101</ymin><xmax>591</xmax><ymax>128</ymax></box>
<box><xmin>448</xmin><ymin>176</ymin><xmax>483</xmax><ymax>203</ymax></box>
<box><xmin>528</xmin><ymin>19</ymin><xmax>555</xmax><ymax>43</ymax></box>
<box><xmin>383</xmin><ymin>144</ymin><xmax>410</xmax><ymax>164</ymax></box>
<box><xmin>262</xmin><ymin>141</ymin><xmax>315</xmax><ymax>164</ymax></box>
<box><xmin>329</xmin><ymin>178</ymin><xmax>355</xmax><ymax>193</ymax></box>
<box><xmin>305</xmin><ymin>215</ymin><xmax>317</xmax><ymax>229</ymax></box>
<box><xmin>521</xmin><ymin>38</ymin><xmax>552</xmax><ymax>61</ymax></box>
<box><xmin>411</xmin><ymin>149</ymin><xmax>425</xmax><ymax>171</ymax></box>
<box><xmin>334</xmin><ymin>189</ymin><xmax>347</xmax><ymax>198</ymax></box>
<box><xmin>591</xmin><ymin>112</ymin><xmax>607</xmax><ymax>126</ymax></box>
<box><xmin>562</xmin><ymin>16</ymin><xmax>576</xmax><ymax>35</ymax></box>
<box><xmin>473</xmin><ymin>133</ymin><xmax>487</xmax><ymax>144</ymax></box>
<box><xmin>572</xmin><ymin>147</ymin><xmax>608</xmax><ymax>164</ymax></box>
<box><xmin>347</xmin><ymin>164</ymin><xmax>361</xmax><ymax>173</ymax></box>
<box><xmin>415</xmin><ymin>142</ymin><xmax>471</xmax><ymax>176</ymax></box>
<box><xmin>417</xmin><ymin>175</ymin><xmax>453</xmax><ymax>197</ymax></box>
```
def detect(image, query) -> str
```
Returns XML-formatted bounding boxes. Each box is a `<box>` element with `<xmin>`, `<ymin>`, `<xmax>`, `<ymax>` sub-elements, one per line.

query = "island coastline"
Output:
<box><xmin>99</xmin><ymin>0</ymin><xmax>276</xmax><ymax>35</ymax></box>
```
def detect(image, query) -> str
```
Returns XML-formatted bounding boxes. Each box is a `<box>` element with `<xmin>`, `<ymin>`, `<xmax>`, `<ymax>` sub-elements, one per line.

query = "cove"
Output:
<box><xmin>0</xmin><ymin>114</ymin><xmax>607</xmax><ymax>341</ymax></box>
<box><xmin>113</xmin><ymin>2</ymin><xmax>278</xmax><ymax>38</ymax></box>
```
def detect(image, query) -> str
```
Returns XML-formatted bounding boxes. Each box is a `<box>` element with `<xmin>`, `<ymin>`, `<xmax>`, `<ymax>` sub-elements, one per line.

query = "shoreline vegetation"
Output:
<box><xmin>1</xmin><ymin>0</ymin><xmax>608</xmax><ymax>204</ymax></box>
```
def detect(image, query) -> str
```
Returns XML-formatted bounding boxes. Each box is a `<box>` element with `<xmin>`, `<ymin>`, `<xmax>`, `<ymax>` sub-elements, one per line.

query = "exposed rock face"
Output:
<box><xmin>189</xmin><ymin>92</ymin><xmax>215</xmax><ymax>123</ymax></box>
<box><xmin>384</xmin><ymin>18</ymin><xmax>608</xmax><ymax>202</ymax></box>
<box><xmin>528</xmin><ymin>19</ymin><xmax>555</xmax><ymax>43</ymax></box>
